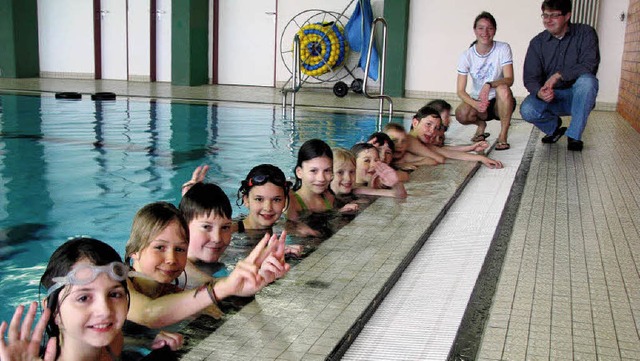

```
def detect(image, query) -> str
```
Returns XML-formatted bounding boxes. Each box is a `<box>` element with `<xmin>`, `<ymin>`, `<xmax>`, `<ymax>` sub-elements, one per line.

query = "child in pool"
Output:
<box><xmin>182</xmin><ymin>164</ymin><xmax>291</xmax><ymax>233</ymax></box>
<box><xmin>383</xmin><ymin>122</ymin><xmax>439</xmax><ymax>171</ymax></box>
<box><xmin>286</xmin><ymin>139</ymin><xmax>358</xmax><ymax>223</ymax></box>
<box><xmin>331</xmin><ymin>147</ymin><xmax>380</xmax><ymax>210</ymax></box>
<box><xmin>427</xmin><ymin>99</ymin><xmax>453</xmax><ymax>130</ymax></box>
<box><xmin>425</xmin><ymin>99</ymin><xmax>451</xmax><ymax>147</ymax></box>
<box><xmin>0</xmin><ymin>237</ymin><xmax>183</xmax><ymax>361</ymax></box>
<box><xmin>425</xmin><ymin>99</ymin><xmax>492</xmax><ymax>152</ymax></box>
<box><xmin>366</xmin><ymin>132</ymin><xmax>395</xmax><ymax>165</ymax></box>
<box><xmin>235</xmin><ymin>164</ymin><xmax>292</xmax><ymax>234</ymax></box>
<box><xmin>408</xmin><ymin>106</ymin><xmax>502</xmax><ymax>168</ymax></box>
<box><xmin>350</xmin><ymin>143</ymin><xmax>408</xmax><ymax>198</ymax></box>
<box><xmin>181</xmin><ymin>165</ymin><xmax>303</xmax><ymax>261</ymax></box>
<box><xmin>125</xmin><ymin>201</ymin><xmax>289</xmax><ymax>328</ymax></box>
<box><xmin>330</xmin><ymin>148</ymin><xmax>357</xmax><ymax>201</ymax></box>
<box><xmin>180</xmin><ymin>182</ymin><xmax>236</xmax><ymax>279</ymax></box>
<box><xmin>235</xmin><ymin>165</ymin><xmax>305</xmax><ymax>254</ymax></box>
<box><xmin>367</xmin><ymin>132</ymin><xmax>410</xmax><ymax>182</ymax></box>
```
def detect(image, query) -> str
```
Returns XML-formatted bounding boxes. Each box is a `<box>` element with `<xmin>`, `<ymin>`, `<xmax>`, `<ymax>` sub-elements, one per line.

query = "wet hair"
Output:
<box><xmin>180</xmin><ymin>182</ymin><xmax>233</xmax><ymax>225</ymax></box>
<box><xmin>383</xmin><ymin>122</ymin><xmax>406</xmax><ymax>134</ymax></box>
<box><xmin>125</xmin><ymin>201</ymin><xmax>189</xmax><ymax>265</ymax></box>
<box><xmin>40</xmin><ymin>237</ymin><xmax>128</xmax><ymax>356</ymax></box>
<box><xmin>367</xmin><ymin>132</ymin><xmax>396</xmax><ymax>153</ymax></box>
<box><xmin>236</xmin><ymin>164</ymin><xmax>291</xmax><ymax>209</ymax></box>
<box><xmin>293</xmin><ymin>139</ymin><xmax>333</xmax><ymax>191</ymax></box>
<box><xmin>426</xmin><ymin>99</ymin><xmax>452</xmax><ymax>114</ymax></box>
<box><xmin>542</xmin><ymin>0</ymin><xmax>572</xmax><ymax>14</ymax></box>
<box><xmin>470</xmin><ymin>11</ymin><xmax>497</xmax><ymax>47</ymax></box>
<box><xmin>410</xmin><ymin>106</ymin><xmax>441</xmax><ymax>130</ymax></box>
<box><xmin>350</xmin><ymin>142</ymin><xmax>378</xmax><ymax>158</ymax></box>
<box><xmin>333</xmin><ymin>148</ymin><xmax>356</xmax><ymax>168</ymax></box>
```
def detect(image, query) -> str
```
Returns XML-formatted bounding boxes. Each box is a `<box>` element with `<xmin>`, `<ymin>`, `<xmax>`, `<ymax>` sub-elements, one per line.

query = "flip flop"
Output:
<box><xmin>471</xmin><ymin>132</ymin><xmax>490</xmax><ymax>142</ymax></box>
<box><xmin>495</xmin><ymin>141</ymin><xmax>510</xmax><ymax>151</ymax></box>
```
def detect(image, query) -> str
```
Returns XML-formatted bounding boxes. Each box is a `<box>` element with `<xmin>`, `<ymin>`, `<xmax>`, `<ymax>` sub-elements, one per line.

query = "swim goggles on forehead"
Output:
<box><xmin>46</xmin><ymin>261</ymin><xmax>130</xmax><ymax>297</ymax></box>
<box><xmin>247</xmin><ymin>173</ymin><xmax>288</xmax><ymax>187</ymax></box>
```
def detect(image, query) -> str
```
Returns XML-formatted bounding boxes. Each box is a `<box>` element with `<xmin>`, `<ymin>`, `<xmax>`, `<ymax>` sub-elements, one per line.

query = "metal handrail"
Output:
<box><xmin>362</xmin><ymin>17</ymin><xmax>393</xmax><ymax>125</ymax></box>
<box><xmin>282</xmin><ymin>34</ymin><xmax>302</xmax><ymax>112</ymax></box>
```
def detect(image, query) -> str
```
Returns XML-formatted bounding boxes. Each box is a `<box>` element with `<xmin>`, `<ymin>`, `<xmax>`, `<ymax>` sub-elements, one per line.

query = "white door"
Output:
<box><xmin>218</xmin><ymin>0</ymin><xmax>276</xmax><ymax>86</ymax></box>
<box><xmin>156</xmin><ymin>0</ymin><xmax>172</xmax><ymax>82</ymax></box>
<box><xmin>101</xmin><ymin>0</ymin><xmax>128</xmax><ymax>80</ymax></box>
<box><xmin>127</xmin><ymin>0</ymin><xmax>150</xmax><ymax>80</ymax></box>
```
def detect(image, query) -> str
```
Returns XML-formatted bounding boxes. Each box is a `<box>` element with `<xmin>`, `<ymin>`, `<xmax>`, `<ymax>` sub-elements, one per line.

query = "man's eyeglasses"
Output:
<box><xmin>541</xmin><ymin>12</ymin><xmax>564</xmax><ymax>20</ymax></box>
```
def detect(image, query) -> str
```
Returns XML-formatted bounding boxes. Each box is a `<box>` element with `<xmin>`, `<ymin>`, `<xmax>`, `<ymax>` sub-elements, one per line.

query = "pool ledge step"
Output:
<box><xmin>183</xmin><ymin>159</ymin><xmax>481</xmax><ymax>360</ymax></box>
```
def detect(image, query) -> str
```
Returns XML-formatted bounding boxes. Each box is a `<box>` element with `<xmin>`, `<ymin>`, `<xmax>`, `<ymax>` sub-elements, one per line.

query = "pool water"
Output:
<box><xmin>0</xmin><ymin>93</ymin><xmax>398</xmax><ymax>324</ymax></box>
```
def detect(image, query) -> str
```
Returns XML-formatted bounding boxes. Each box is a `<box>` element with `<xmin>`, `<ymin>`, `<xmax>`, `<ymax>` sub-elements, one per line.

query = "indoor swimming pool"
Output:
<box><xmin>0</xmin><ymin>92</ymin><xmax>400</xmax><ymax>324</ymax></box>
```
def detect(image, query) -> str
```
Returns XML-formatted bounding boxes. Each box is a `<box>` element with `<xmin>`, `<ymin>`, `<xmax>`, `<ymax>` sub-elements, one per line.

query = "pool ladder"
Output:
<box><xmin>282</xmin><ymin>16</ymin><xmax>393</xmax><ymax>125</ymax></box>
<box><xmin>281</xmin><ymin>34</ymin><xmax>302</xmax><ymax>115</ymax></box>
<box><xmin>364</xmin><ymin>17</ymin><xmax>393</xmax><ymax>125</ymax></box>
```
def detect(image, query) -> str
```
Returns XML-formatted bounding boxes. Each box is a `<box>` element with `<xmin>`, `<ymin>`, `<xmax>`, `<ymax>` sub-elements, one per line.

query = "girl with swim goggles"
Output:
<box><xmin>236</xmin><ymin>164</ymin><xmax>292</xmax><ymax>232</ymax></box>
<box><xmin>0</xmin><ymin>237</ymin><xmax>182</xmax><ymax>361</ymax></box>
<box><xmin>233</xmin><ymin>164</ymin><xmax>305</xmax><ymax>258</ymax></box>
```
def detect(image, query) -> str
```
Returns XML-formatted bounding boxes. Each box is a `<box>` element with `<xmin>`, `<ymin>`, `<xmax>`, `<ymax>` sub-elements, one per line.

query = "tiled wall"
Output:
<box><xmin>618</xmin><ymin>0</ymin><xmax>640</xmax><ymax>132</ymax></box>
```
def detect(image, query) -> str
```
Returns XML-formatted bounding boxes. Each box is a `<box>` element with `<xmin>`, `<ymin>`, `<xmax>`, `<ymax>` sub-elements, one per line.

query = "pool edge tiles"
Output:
<box><xmin>181</xmin><ymin>160</ymin><xmax>480</xmax><ymax>361</ymax></box>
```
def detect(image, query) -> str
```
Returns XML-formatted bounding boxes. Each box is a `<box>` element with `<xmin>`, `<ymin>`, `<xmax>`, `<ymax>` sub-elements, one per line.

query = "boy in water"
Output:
<box><xmin>180</xmin><ymin>181</ymin><xmax>235</xmax><ymax>279</ymax></box>
<box><xmin>407</xmin><ymin>106</ymin><xmax>503</xmax><ymax>168</ymax></box>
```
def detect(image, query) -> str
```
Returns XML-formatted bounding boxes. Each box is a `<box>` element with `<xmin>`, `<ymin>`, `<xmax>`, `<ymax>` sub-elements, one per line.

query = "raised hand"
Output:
<box><xmin>0</xmin><ymin>302</ymin><xmax>56</xmax><ymax>361</ymax></box>
<box><xmin>257</xmin><ymin>231</ymin><xmax>290</xmax><ymax>283</ymax></box>
<box><xmin>181</xmin><ymin>165</ymin><xmax>210</xmax><ymax>196</ymax></box>
<box><xmin>373</xmin><ymin>162</ymin><xmax>399</xmax><ymax>187</ymax></box>
<box><xmin>215</xmin><ymin>232</ymin><xmax>289</xmax><ymax>298</ymax></box>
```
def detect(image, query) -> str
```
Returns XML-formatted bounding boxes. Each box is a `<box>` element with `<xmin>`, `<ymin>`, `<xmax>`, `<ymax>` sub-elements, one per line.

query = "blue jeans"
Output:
<box><xmin>520</xmin><ymin>74</ymin><xmax>599</xmax><ymax>140</ymax></box>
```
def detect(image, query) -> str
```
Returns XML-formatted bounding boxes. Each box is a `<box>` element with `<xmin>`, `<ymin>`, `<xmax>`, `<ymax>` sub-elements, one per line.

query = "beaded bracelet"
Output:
<box><xmin>205</xmin><ymin>281</ymin><xmax>220</xmax><ymax>305</ymax></box>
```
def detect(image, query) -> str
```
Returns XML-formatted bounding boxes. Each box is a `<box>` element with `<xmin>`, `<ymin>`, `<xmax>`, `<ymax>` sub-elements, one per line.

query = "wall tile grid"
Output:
<box><xmin>618</xmin><ymin>0</ymin><xmax>640</xmax><ymax>132</ymax></box>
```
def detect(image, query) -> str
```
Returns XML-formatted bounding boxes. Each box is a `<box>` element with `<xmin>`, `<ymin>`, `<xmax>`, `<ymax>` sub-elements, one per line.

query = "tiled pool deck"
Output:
<box><xmin>1</xmin><ymin>78</ymin><xmax>639</xmax><ymax>360</ymax></box>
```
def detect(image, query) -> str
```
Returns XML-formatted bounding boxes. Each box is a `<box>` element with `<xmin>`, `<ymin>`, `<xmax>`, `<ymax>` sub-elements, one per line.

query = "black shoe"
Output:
<box><xmin>541</xmin><ymin>126</ymin><xmax>567</xmax><ymax>144</ymax></box>
<box><xmin>567</xmin><ymin>137</ymin><xmax>583</xmax><ymax>151</ymax></box>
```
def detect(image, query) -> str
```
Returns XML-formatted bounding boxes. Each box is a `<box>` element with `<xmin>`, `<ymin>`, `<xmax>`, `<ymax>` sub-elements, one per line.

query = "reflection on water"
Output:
<box><xmin>0</xmin><ymin>93</ymin><xmax>400</xmax><ymax>347</ymax></box>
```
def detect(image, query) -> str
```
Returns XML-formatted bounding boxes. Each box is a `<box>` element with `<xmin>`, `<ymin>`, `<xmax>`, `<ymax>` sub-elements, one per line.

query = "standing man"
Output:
<box><xmin>521</xmin><ymin>0</ymin><xmax>600</xmax><ymax>151</ymax></box>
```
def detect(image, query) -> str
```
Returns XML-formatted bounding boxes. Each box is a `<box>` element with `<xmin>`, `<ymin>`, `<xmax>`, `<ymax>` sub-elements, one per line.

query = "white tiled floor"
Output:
<box><xmin>4</xmin><ymin>79</ymin><xmax>638</xmax><ymax>361</ymax></box>
<box><xmin>343</xmin><ymin>120</ymin><xmax>532</xmax><ymax>360</ymax></box>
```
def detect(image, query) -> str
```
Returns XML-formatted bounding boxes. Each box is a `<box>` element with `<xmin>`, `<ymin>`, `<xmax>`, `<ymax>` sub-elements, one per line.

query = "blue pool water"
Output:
<box><xmin>0</xmin><ymin>93</ymin><xmax>399</xmax><ymax>323</ymax></box>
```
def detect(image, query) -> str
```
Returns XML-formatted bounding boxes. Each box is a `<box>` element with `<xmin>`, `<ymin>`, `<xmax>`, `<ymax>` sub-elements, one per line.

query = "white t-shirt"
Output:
<box><xmin>457</xmin><ymin>41</ymin><xmax>513</xmax><ymax>100</ymax></box>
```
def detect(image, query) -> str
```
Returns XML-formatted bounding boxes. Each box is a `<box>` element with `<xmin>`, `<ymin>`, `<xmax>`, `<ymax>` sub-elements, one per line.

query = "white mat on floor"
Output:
<box><xmin>343</xmin><ymin>121</ymin><xmax>532</xmax><ymax>360</ymax></box>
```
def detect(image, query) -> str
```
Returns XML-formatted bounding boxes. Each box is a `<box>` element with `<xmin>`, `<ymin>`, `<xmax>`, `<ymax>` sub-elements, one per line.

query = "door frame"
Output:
<box><xmin>93</xmin><ymin>0</ymin><xmax>131</xmax><ymax>80</ymax></box>
<box><xmin>213</xmin><ymin>0</ymin><xmax>278</xmax><ymax>86</ymax></box>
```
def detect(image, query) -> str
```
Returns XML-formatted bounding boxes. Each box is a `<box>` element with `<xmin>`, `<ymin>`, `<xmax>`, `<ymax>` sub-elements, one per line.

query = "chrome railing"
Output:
<box><xmin>281</xmin><ymin>34</ymin><xmax>302</xmax><ymax>114</ymax></box>
<box><xmin>363</xmin><ymin>17</ymin><xmax>393</xmax><ymax>126</ymax></box>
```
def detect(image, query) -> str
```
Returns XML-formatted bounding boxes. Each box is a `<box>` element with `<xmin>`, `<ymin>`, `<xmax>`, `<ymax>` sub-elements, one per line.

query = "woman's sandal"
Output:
<box><xmin>495</xmin><ymin>141</ymin><xmax>511</xmax><ymax>151</ymax></box>
<box><xmin>471</xmin><ymin>132</ymin><xmax>490</xmax><ymax>142</ymax></box>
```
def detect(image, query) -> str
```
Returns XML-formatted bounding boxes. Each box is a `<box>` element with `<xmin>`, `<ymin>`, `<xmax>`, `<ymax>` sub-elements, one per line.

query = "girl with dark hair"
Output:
<box><xmin>236</xmin><ymin>164</ymin><xmax>292</xmax><ymax>233</ymax></box>
<box><xmin>0</xmin><ymin>237</ymin><xmax>182</xmax><ymax>361</ymax></box>
<box><xmin>283</xmin><ymin>139</ymin><xmax>362</xmax><ymax>239</ymax></box>
<box><xmin>286</xmin><ymin>139</ymin><xmax>335</xmax><ymax>222</ymax></box>
<box><xmin>455</xmin><ymin>11</ymin><xmax>515</xmax><ymax>150</ymax></box>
